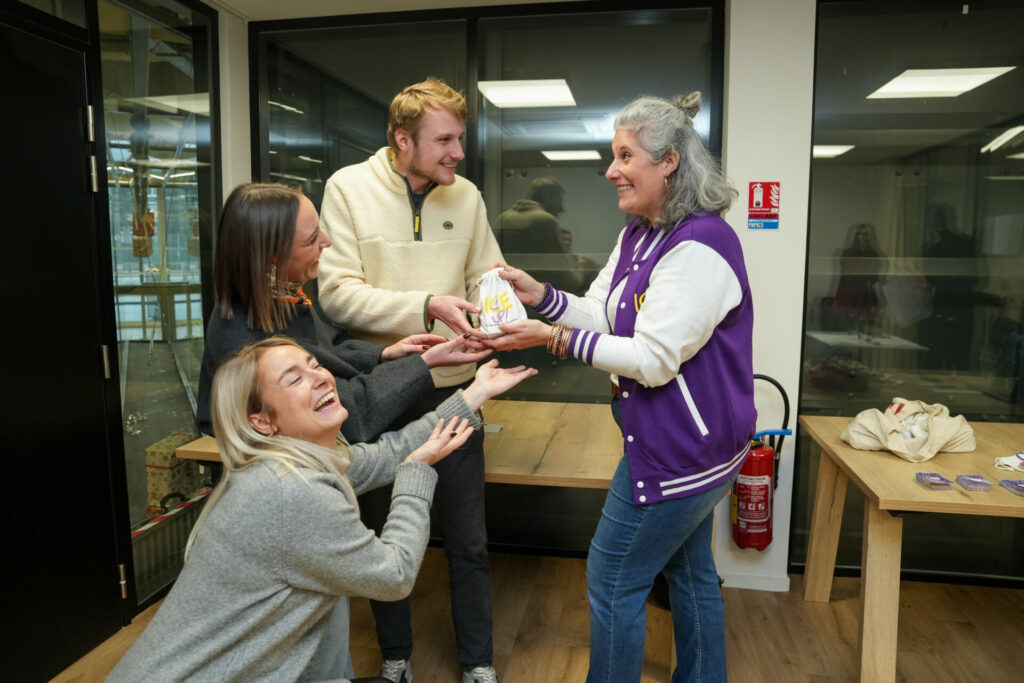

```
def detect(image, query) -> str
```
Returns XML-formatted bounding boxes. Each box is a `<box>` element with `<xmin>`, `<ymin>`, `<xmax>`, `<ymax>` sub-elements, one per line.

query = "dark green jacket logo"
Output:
<box><xmin>442</xmin><ymin>221</ymin><xmax>454</xmax><ymax>230</ymax></box>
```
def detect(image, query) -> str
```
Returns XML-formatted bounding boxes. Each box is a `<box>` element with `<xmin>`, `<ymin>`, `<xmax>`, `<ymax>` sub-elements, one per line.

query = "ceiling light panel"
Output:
<box><xmin>867</xmin><ymin>67</ymin><xmax>1016</xmax><ymax>99</ymax></box>
<box><xmin>813</xmin><ymin>145</ymin><xmax>854</xmax><ymax>158</ymax></box>
<box><xmin>541</xmin><ymin>150</ymin><xmax>602</xmax><ymax>161</ymax></box>
<box><xmin>980</xmin><ymin>126</ymin><xmax>1024</xmax><ymax>154</ymax></box>
<box><xmin>478</xmin><ymin>79</ymin><xmax>576</xmax><ymax>108</ymax></box>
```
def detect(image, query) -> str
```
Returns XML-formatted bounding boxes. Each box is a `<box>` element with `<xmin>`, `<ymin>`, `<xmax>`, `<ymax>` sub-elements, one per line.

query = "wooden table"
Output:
<box><xmin>178</xmin><ymin>399</ymin><xmax>623</xmax><ymax>489</ymax></box>
<box><xmin>800</xmin><ymin>415</ymin><xmax>1024</xmax><ymax>682</ymax></box>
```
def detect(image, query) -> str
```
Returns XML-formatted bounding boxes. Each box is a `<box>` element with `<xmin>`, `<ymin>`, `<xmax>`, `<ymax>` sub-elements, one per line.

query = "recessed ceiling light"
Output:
<box><xmin>1007</xmin><ymin>152</ymin><xmax>1024</xmax><ymax>160</ymax></box>
<box><xmin>980</xmin><ymin>126</ymin><xmax>1024</xmax><ymax>153</ymax></box>
<box><xmin>268</xmin><ymin>100</ymin><xmax>305</xmax><ymax>115</ymax></box>
<box><xmin>813</xmin><ymin>145</ymin><xmax>854</xmax><ymax>158</ymax></box>
<box><xmin>478</xmin><ymin>79</ymin><xmax>576</xmax><ymax>108</ymax></box>
<box><xmin>867</xmin><ymin>67</ymin><xmax>1015</xmax><ymax>99</ymax></box>
<box><xmin>541</xmin><ymin>150</ymin><xmax>601</xmax><ymax>161</ymax></box>
<box><xmin>129</xmin><ymin>93</ymin><xmax>210</xmax><ymax>115</ymax></box>
<box><xmin>985</xmin><ymin>175</ymin><xmax>1024</xmax><ymax>181</ymax></box>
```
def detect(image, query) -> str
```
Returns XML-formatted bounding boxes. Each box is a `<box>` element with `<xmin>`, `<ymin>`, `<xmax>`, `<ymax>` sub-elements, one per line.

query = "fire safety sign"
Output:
<box><xmin>748</xmin><ymin>181</ymin><xmax>780</xmax><ymax>230</ymax></box>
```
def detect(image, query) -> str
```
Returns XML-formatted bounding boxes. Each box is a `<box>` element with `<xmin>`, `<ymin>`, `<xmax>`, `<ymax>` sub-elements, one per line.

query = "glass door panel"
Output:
<box><xmin>479</xmin><ymin>8</ymin><xmax>719</xmax><ymax>403</ymax></box>
<box><xmin>98</xmin><ymin>0</ymin><xmax>216</xmax><ymax>603</ymax></box>
<box><xmin>795</xmin><ymin>0</ymin><xmax>1024</xmax><ymax>580</ymax></box>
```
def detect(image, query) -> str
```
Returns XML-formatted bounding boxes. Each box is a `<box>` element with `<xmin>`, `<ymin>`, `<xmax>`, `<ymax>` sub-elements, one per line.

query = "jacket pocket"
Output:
<box><xmin>675</xmin><ymin>374</ymin><xmax>709</xmax><ymax>436</ymax></box>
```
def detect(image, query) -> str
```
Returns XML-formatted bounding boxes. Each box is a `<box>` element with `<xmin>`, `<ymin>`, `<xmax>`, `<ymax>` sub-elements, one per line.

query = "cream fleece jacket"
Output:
<box><xmin>318</xmin><ymin>147</ymin><xmax>503</xmax><ymax>387</ymax></box>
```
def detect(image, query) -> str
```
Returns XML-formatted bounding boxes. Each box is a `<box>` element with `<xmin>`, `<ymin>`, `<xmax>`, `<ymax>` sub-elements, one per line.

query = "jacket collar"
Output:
<box><xmin>377</xmin><ymin>146</ymin><xmax>437</xmax><ymax>197</ymax></box>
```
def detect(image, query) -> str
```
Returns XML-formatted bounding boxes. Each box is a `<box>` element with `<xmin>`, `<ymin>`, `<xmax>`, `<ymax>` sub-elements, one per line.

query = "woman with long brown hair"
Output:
<box><xmin>196</xmin><ymin>182</ymin><xmax>489</xmax><ymax>443</ymax></box>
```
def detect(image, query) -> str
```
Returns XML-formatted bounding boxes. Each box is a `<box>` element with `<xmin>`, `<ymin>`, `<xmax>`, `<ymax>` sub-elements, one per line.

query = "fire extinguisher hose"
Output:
<box><xmin>752</xmin><ymin>374</ymin><xmax>792</xmax><ymax>490</ymax></box>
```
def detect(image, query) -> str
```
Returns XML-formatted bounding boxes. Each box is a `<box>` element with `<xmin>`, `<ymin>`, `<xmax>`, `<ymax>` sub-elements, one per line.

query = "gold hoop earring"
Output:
<box><xmin>664</xmin><ymin>176</ymin><xmax>670</xmax><ymax>191</ymax></box>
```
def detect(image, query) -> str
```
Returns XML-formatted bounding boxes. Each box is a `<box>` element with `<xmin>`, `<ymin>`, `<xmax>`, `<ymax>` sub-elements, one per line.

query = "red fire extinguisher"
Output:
<box><xmin>732</xmin><ymin>375</ymin><xmax>791</xmax><ymax>550</ymax></box>
<box><xmin>732</xmin><ymin>429</ymin><xmax>789</xmax><ymax>551</ymax></box>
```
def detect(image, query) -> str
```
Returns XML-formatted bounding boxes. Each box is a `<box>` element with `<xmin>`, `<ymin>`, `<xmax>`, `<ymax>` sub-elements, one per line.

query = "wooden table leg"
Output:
<box><xmin>803</xmin><ymin>446</ymin><xmax>848</xmax><ymax>602</ymax></box>
<box><xmin>858</xmin><ymin>502</ymin><xmax>903</xmax><ymax>683</ymax></box>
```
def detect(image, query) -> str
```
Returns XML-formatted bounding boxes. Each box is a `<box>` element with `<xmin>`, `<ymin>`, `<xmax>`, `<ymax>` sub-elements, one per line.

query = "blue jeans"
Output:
<box><xmin>586</xmin><ymin>454</ymin><xmax>731</xmax><ymax>683</ymax></box>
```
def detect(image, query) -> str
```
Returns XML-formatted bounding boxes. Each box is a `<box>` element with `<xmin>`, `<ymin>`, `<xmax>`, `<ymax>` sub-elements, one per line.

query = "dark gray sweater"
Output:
<box><xmin>196</xmin><ymin>299</ymin><xmax>434</xmax><ymax>443</ymax></box>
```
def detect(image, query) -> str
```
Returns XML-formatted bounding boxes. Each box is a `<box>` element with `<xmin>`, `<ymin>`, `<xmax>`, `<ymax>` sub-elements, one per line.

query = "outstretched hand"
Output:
<box><xmin>420</xmin><ymin>335</ymin><xmax>493</xmax><ymax>367</ymax></box>
<box><xmin>491</xmin><ymin>262</ymin><xmax>546</xmax><ymax>307</ymax></box>
<box><xmin>381</xmin><ymin>334</ymin><xmax>449</xmax><ymax>361</ymax></box>
<box><xmin>481</xmin><ymin>319</ymin><xmax>551</xmax><ymax>352</ymax></box>
<box><xmin>460</xmin><ymin>358</ymin><xmax>538</xmax><ymax>411</ymax></box>
<box><xmin>405</xmin><ymin>417</ymin><xmax>473</xmax><ymax>466</ymax></box>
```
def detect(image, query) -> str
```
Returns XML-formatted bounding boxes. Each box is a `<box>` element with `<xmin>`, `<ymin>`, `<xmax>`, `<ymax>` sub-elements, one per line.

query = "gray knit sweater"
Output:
<box><xmin>109</xmin><ymin>392</ymin><xmax>477</xmax><ymax>682</ymax></box>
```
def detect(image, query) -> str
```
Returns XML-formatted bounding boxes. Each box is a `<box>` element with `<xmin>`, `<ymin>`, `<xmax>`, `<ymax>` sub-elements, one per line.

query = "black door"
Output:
<box><xmin>0</xmin><ymin>17</ymin><xmax>124</xmax><ymax>681</ymax></box>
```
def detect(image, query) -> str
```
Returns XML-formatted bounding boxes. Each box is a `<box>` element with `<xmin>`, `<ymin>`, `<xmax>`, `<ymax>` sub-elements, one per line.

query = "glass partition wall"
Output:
<box><xmin>259</xmin><ymin>20</ymin><xmax>467</xmax><ymax>209</ymax></box>
<box><xmin>99</xmin><ymin>0</ymin><xmax>217</xmax><ymax>602</ymax></box>
<box><xmin>253</xmin><ymin>3</ymin><xmax>723</xmax><ymax>552</ymax></box>
<box><xmin>795</xmin><ymin>0</ymin><xmax>1024</xmax><ymax>581</ymax></box>
<box><xmin>478</xmin><ymin>8</ymin><xmax>718</xmax><ymax>402</ymax></box>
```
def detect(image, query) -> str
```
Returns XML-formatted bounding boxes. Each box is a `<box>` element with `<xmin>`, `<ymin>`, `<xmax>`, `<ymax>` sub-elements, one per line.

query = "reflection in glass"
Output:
<box><xmin>479</xmin><ymin>9</ymin><xmax>717</xmax><ymax>402</ymax></box>
<box><xmin>797</xmin><ymin>1</ymin><xmax>1024</xmax><ymax>580</ymax></box>
<box><xmin>17</xmin><ymin>0</ymin><xmax>87</xmax><ymax>27</ymax></box>
<box><xmin>260</xmin><ymin>21</ymin><xmax>467</xmax><ymax>209</ymax></box>
<box><xmin>99</xmin><ymin>0</ymin><xmax>216</xmax><ymax>602</ymax></box>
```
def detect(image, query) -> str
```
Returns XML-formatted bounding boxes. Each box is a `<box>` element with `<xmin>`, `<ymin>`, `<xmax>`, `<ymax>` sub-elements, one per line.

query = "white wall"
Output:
<box><xmin>713</xmin><ymin>0</ymin><xmax>816</xmax><ymax>592</ymax></box>
<box><xmin>211</xmin><ymin>0</ymin><xmax>818</xmax><ymax>592</ymax></box>
<box><xmin>216</xmin><ymin>5</ymin><xmax>251</xmax><ymax>198</ymax></box>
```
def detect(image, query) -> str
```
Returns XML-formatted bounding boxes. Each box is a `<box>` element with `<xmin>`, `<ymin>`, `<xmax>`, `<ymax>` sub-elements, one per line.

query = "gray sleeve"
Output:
<box><xmin>346</xmin><ymin>390</ymin><xmax>480</xmax><ymax>495</ymax></box>
<box><xmin>277</xmin><ymin>464</ymin><xmax>438</xmax><ymax>602</ymax></box>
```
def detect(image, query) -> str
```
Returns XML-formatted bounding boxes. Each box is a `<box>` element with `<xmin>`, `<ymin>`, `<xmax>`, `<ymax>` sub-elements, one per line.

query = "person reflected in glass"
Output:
<box><xmin>484</xmin><ymin>92</ymin><xmax>754</xmax><ymax>682</ymax></box>
<box><xmin>496</xmin><ymin>176</ymin><xmax>586</xmax><ymax>294</ymax></box>
<box><xmin>830</xmin><ymin>222</ymin><xmax>886</xmax><ymax>333</ymax></box>
<box><xmin>559</xmin><ymin>227</ymin><xmax>602</xmax><ymax>292</ymax></box>
<box><xmin>921</xmin><ymin>201</ymin><xmax>978</xmax><ymax>371</ymax></box>
<box><xmin>560</xmin><ymin>227</ymin><xmax>573</xmax><ymax>252</ymax></box>
<box><xmin>111</xmin><ymin>337</ymin><xmax>535</xmax><ymax>681</ymax></box>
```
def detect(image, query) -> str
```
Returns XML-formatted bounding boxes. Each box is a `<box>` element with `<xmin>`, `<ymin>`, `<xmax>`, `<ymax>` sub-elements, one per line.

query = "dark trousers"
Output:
<box><xmin>359</xmin><ymin>384</ymin><xmax>494</xmax><ymax>669</ymax></box>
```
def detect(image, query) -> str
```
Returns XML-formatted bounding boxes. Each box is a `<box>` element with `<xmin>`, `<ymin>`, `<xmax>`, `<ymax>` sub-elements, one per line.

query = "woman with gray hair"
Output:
<box><xmin>486</xmin><ymin>92</ymin><xmax>754</xmax><ymax>682</ymax></box>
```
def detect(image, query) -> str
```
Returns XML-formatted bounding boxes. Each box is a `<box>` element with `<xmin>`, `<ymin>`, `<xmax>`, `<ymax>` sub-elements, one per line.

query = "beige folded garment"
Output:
<box><xmin>840</xmin><ymin>397</ymin><xmax>976</xmax><ymax>462</ymax></box>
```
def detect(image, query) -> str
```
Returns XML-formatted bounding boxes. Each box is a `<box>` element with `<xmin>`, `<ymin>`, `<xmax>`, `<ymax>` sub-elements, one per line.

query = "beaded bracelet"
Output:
<box><xmin>546</xmin><ymin>323</ymin><xmax>561</xmax><ymax>355</ymax></box>
<box><xmin>557</xmin><ymin>325</ymin><xmax>574</xmax><ymax>359</ymax></box>
<box><xmin>546</xmin><ymin>322</ymin><xmax>574</xmax><ymax>359</ymax></box>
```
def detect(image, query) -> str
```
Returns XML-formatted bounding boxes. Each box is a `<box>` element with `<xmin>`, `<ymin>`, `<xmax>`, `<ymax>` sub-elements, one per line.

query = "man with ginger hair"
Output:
<box><xmin>317</xmin><ymin>77</ymin><xmax>503</xmax><ymax>683</ymax></box>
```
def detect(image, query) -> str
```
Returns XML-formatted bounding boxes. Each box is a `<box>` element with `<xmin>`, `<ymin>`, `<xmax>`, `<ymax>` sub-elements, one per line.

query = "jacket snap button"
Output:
<box><xmin>639</xmin><ymin>495</ymin><xmax>647</xmax><ymax>503</ymax></box>
<box><xmin>637</xmin><ymin>481</ymin><xmax>644</xmax><ymax>488</ymax></box>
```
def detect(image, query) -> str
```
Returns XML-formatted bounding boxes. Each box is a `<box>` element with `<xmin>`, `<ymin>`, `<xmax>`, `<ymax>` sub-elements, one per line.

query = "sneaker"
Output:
<box><xmin>379</xmin><ymin>658</ymin><xmax>412</xmax><ymax>683</ymax></box>
<box><xmin>462</xmin><ymin>665</ymin><xmax>498</xmax><ymax>683</ymax></box>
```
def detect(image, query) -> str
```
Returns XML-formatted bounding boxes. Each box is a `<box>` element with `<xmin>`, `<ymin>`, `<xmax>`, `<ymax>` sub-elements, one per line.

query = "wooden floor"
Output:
<box><xmin>55</xmin><ymin>549</ymin><xmax>1024</xmax><ymax>682</ymax></box>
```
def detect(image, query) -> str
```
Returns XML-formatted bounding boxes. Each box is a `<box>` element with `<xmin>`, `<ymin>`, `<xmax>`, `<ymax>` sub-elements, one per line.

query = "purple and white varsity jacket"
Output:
<box><xmin>536</xmin><ymin>213</ymin><xmax>756</xmax><ymax>504</ymax></box>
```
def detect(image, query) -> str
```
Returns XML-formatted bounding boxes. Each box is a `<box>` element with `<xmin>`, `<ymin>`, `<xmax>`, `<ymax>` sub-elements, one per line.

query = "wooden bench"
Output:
<box><xmin>176</xmin><ymin>399</ymin><xmax>623</xmax><ymax>489</ymax></box>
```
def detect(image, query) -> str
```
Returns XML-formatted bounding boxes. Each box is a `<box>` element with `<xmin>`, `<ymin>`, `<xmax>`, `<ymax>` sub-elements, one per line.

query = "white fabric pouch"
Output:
<box><xmin>477</xmin><ymin>267</ymin><xmax>528</xmax><ymax>338</ymax></box>
<box><xmin>840</xmin><ymin>397</ymin><xmax>976</xmax><ymax>462</ymax></box>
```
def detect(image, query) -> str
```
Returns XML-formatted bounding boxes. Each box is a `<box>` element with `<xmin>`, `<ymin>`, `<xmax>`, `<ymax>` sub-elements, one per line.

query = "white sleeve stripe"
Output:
<box><xmin>572</xmin><ymin>330</ymin><xmax>587</xmax><ymax>358</ymax></box>
<box><xmin>641</xmin><ymin>229</ymin><xmax>666</xmax><ymax>260</ymax></box>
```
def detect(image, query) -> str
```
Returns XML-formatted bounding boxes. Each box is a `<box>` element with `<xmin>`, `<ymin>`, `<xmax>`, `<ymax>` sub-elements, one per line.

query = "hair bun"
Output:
<box><xmin>673</xmin><ymin>91</ymin><xmax>701</xmax><ymax>119</ymax></box>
